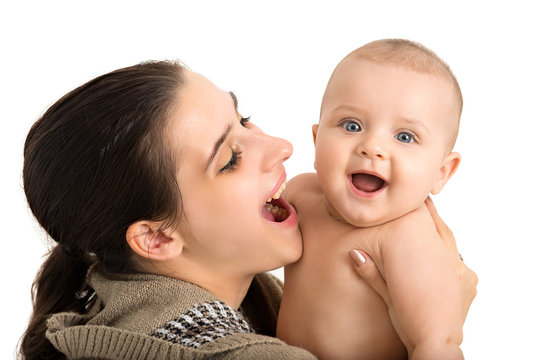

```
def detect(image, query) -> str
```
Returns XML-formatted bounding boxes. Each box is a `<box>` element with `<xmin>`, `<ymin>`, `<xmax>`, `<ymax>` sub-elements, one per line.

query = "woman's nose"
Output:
<box><xmin>260</xmin><ymin>133</ymin><xmax>293</xmax><ymax>172</ymax></box>
<box><xmin>357</xmin><ymin>136</ymin><xmax>387</xmax><ymax>160</ymax></box>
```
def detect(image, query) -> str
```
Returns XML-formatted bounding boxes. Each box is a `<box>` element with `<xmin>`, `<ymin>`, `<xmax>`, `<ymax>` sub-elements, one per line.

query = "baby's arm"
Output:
<box><xmin>381</xmin><ymin>205</ymin><xmax>464</xmax><ymax>360</ymax></box>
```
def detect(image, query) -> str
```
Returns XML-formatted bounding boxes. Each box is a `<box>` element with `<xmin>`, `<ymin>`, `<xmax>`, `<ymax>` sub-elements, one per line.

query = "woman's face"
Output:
<box><xmin>167</xmin><ymin>71</ymin><xmax>302</xmax><ymax>278</ymax></box>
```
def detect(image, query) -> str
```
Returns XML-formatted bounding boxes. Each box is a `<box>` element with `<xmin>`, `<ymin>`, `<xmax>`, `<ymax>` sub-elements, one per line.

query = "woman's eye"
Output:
<box><xmin>395</xmin><ymin>132</ymin><xmax>415</xmax><ymax>143</ymax></box>
<box><xmin>219</xmin><ymin>150</ymin><xmax>242</xmax><ymax>173</ymax></box>
<box><xmin>342</xmin><ymin>121</ymin><xmax>361</xmax><ymax>132</ymax></box>
<box><xmin>240</xmin><ymin>116</ymin><xmax>250</xmax><ymax>127</ymax></box>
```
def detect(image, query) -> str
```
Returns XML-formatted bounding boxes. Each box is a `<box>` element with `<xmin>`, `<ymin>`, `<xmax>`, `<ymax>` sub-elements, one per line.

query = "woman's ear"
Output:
<box><xmin>431</xmin><ymin>152</ymin><xmax>461</xmax><ymax>195</ymax></box>
<box><xmin>126</xmin><ymin>221</ymin><xmax>183</xmax><ymax>261</ymax></box>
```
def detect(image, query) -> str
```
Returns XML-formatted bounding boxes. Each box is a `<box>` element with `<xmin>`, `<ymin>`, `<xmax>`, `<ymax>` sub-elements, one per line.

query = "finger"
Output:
<box><xmin>425</xmin><ymin>196</ymin><xmax>458</xmax><ymax>252</ymax></box>
<box><xmin>349</xmin><ymin>250</ymin><xmax>391</xmax><ymax>305</ymax></box>
<box><xmin>425</xmin><ymin>196</ymin><xmax>448</xmax><ymax>237</ymax></box>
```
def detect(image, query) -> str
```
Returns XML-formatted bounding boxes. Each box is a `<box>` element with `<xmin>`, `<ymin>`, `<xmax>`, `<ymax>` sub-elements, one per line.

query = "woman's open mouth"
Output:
<box><xmin>350</xmin><ymin>172</ymin><xmax>387</xmax><ymax>196</ymax></box>
<box><xmin>263</xmin><ymin>198</ymin><xmax>290</xmax><ymax>222</ymax></box>
<box><xmin>261</xmin><ymin>178</ymin><xmax>291</xmax><ymax>222</ymax></box>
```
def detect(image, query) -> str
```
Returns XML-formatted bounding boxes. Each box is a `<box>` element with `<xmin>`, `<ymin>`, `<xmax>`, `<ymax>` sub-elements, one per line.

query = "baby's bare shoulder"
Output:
<box><xmin>284</xmin><ymin>173</ymin><xmax>321</xmax><ymax>201</ymax></box>
<box><xmin>288</xmin><ymin>172</ymin><xmax>319</xmax><ymax>187</ymax></box>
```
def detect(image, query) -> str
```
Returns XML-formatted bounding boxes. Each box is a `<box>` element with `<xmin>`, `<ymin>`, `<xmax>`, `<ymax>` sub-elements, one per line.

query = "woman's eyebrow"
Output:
<box><xmin>205</xmin><ymin>92</ymin><xmax>238</xmax><ymax>171</ymax></box>
<box><xmin>206</xmin><ymin>123</ymin><xmax>232</xmax><ymax>171</ymax></box>
<box><xmin>229</xmin><ymin>91</ymin><xmax>239</xmax><ymax>111</ymax></box>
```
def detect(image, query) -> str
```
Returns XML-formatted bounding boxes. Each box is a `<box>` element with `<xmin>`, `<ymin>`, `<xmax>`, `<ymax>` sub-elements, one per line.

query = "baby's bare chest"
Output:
<box><xmin>282</xmin><ymin>199</ymin><xmax>397</xmax><ymax>352</ymax></box>
<box><xmin>297</xmin><ymin>201</ymin><xmax>382</xmax><ymax>263</ymax></box>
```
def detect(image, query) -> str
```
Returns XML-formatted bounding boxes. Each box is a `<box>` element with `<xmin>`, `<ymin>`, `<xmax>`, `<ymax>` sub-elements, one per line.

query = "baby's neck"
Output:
<box><xmin>323</xmin><ymin>195</ymin><xmax>420</xmax><ymax>229</ymax></box>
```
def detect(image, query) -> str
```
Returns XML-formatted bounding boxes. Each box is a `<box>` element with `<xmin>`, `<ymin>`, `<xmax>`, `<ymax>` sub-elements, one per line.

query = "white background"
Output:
<box><xmin>2</xmin><ymin>1</ymin><xmax>539</xmax><ymax>358</ymax></box>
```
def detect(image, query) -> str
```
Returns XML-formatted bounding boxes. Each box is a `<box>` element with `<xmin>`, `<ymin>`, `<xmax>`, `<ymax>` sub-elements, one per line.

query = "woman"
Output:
<box><xmin>20</xmin><ymin>61</ymin><xmax>476</xmax><ymax>359</ymax></box>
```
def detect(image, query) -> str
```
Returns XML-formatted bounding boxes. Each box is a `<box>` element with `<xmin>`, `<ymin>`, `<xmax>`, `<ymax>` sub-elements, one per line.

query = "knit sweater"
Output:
<box><xmin>46</xmin><ymin>266</ymin><xmax>315</xmax><ymax>359</ymax></box>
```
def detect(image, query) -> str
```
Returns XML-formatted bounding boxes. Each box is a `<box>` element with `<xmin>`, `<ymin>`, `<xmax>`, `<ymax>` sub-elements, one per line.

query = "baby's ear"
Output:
<box><xmin>312</xmin><ymin>124</ymin><xmax>320</xmax><ymax>170</ymax></box>
<box><xmin>431</xmin><ymin>152</ymin><xmax>461</xmax><ymax>195</ymax></box>
<box><xmin>312</xmin><ymin>124</ymin><xmax>319</xmax><ymax>145</ymax></box>
<box><xmin>126</xmin><ymin>221</ymin><xmax>183</xmax><ymax>261</ymax></box>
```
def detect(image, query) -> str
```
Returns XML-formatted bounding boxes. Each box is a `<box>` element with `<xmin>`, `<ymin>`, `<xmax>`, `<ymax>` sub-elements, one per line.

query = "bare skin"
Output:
<box><xmin>277</xmin><ymin>54</ymin><xmax>468</xmax><ymax>359</ymax></box>
<box><xmin>278</xmin><ymin>173</ymin><xmax>406</xmax><ymax>359</ymax></box>
<box><xmin>277</xmin><ymin>174</ymin><xmax>465</xmax><ymax>360</ymax></box>
<box><xmin>350</xmin><ymin>197</ymin><xmax>478</xmax><ymax>356</ymax></box>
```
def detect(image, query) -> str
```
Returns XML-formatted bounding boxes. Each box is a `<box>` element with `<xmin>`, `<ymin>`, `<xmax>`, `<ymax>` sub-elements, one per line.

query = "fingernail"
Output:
<box><xmin>349</xmin><ymin>249</ymin><xmax>366</xmax><ymax>266</ymax></box>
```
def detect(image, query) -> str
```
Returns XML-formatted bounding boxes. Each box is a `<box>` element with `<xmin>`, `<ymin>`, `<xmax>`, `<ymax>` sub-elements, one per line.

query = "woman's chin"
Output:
<box><xmin>281</xmin><ymin>229</ymin><xmax>304</xmax><ymax>266</ymax></box>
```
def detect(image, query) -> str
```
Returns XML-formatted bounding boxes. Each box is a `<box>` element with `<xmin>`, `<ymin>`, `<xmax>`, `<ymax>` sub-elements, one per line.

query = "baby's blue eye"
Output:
<box><xmin>342</xmin><ymin>121</ymin><xmax>361</xmax><ymax>132</ymax></box>
<box><xmin>395</xmin><ymin>132</ymin><xmax>415</xmax><ymax>143</ymax></box>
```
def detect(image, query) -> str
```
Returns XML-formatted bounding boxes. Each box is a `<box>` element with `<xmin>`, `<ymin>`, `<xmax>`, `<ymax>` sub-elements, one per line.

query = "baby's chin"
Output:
<box><xmin>344</xmin><ymin>215</ymin><xmax>396</xmax><ymax>228</ymax></box>
<box><xmin>325</xmin><ymin>201</ymin><xmax>392</xmax><ymax>228</ymax></box>
<box><xmin>327</xmin><ymin>200</ymin><xmax>426</xmax><ymax>229</ymax></box>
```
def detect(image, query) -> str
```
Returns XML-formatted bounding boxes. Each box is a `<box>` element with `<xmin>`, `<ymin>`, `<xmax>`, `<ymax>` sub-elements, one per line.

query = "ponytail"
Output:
<box><xmin>20</xmin><ymin>246</ymin><xmax>94</xmax><ymax>360</ymax></box>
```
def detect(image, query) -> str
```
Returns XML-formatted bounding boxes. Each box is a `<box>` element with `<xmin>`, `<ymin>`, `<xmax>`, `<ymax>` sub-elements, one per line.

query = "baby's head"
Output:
<box><xmin>313</xmin><ymin>39</ymin><xmax>462</xmax><ymax>227</ymax></box>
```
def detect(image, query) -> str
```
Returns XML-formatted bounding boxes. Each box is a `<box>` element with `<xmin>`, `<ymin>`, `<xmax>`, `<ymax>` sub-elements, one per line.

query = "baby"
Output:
<box><xmin>277</xmin><ymin>39</ymin><xmax>464</xmax><ymax>359</ymax></box>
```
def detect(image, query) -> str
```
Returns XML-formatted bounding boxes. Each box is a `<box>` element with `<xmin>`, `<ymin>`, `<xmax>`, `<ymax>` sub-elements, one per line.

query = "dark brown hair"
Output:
<box><xmin>19</xmin><ymin>60</ymin><xmax>185</xmax><ymax>359</ymax></box>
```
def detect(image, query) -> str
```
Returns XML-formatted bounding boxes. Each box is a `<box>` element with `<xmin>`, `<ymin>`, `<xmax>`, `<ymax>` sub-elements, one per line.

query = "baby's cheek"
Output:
<box><xmin>394</xmin><ymin>166</ymin><xmax>433</xmax><ymax>203</ymax></box>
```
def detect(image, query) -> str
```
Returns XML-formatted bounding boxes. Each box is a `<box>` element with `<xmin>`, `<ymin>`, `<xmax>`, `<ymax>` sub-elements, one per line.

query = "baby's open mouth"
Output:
<box><xmin>351</xmin><ymin>173</ymin><xmax>387</xmax><ymax>193</ymax></box>
<box><xmin>262</xmin><ymin>180</ymin><xmax>290</xmax><ymax>222</ymax></box>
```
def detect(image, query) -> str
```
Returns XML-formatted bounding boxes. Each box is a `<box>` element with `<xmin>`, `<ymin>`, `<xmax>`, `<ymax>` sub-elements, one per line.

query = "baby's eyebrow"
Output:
<box><xmin>399</xmin><ymin>116</ymin><xmax>431</xmax><ymax>134</ymax></box>
<box><xmin>326</xmin><ymin>104</ymin><xmax>360</xmax><ymax>115</ymax></box>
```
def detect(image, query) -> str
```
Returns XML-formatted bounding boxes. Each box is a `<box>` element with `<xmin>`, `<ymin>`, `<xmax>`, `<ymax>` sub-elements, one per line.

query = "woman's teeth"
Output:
<box><xmin>264</xmin><ymin>203</ymin><xmax>288</xmax><ymax>220</ymax></box>
<box><xmin>263</xmin><ymin>181</ymin><xmax>289</xmax><ymax>222</ymax></box>
<box><xmin>267</xmin><ymin>181</ymin><xmax>286</xmax><ymax>202</ymax></box>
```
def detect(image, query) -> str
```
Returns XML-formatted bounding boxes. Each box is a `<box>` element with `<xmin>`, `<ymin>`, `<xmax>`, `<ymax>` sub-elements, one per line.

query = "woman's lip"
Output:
<box><xmin>277</xmin><ymin>197</ymin><xmax>298</xmax><ymax>226</ymax></box>
<box><xmin>265</xmin><ymin>171</ymin><xmax>287</xmax><ymax>202</ymax></box>
<box><xmin>260</xmin><ymin>171</ymin><xmax>297</xmax><ymax>227</ymax></box>
<box><xmin>348</xmin><ymin>172</ymin><xmax>388</xmax><ymax>199</ymax></box>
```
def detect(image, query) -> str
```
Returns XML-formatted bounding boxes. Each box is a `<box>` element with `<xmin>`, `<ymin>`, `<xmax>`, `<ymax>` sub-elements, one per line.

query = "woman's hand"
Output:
<box><xmin>424</xmin><ymin>197</ymin><xmax>478</xmax><ymax>323</ymax></box>
<box><xmin>349</xmin><ymin>197</ymin><xmax>478</xmax><ymax>347</ymax></box>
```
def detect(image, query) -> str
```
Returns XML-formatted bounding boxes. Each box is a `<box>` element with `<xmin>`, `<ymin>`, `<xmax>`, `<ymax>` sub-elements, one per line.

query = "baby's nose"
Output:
<box><xmin>357</xmin><ymin>137</ymin><xmax>387</xmax><ymax>160</ymax></box>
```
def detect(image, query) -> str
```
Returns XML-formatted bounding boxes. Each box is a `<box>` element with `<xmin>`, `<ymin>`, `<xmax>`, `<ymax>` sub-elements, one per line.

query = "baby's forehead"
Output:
<box><xmin>342</xmin><ymin>43</ymin><xmax>462</xmax><ymax>111</ymax></box>
<box><xmin>321</xmin><ymin>40</ymin><xmax>462</xmax><ymax>149</ymax></box>
<box><xmin>321</xmin><ymin>60</ymin><xmax>460</xmax><ymax>148</ymax></box>
<box><xmin>333</xmin><ymin>57</ymin><xmax>455</xmax><ymax>89</ymax></box>
<box><xmin>325</xmin><ymin>59</ymin><xmax>458</xmax><ymax>110</ymax></box>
